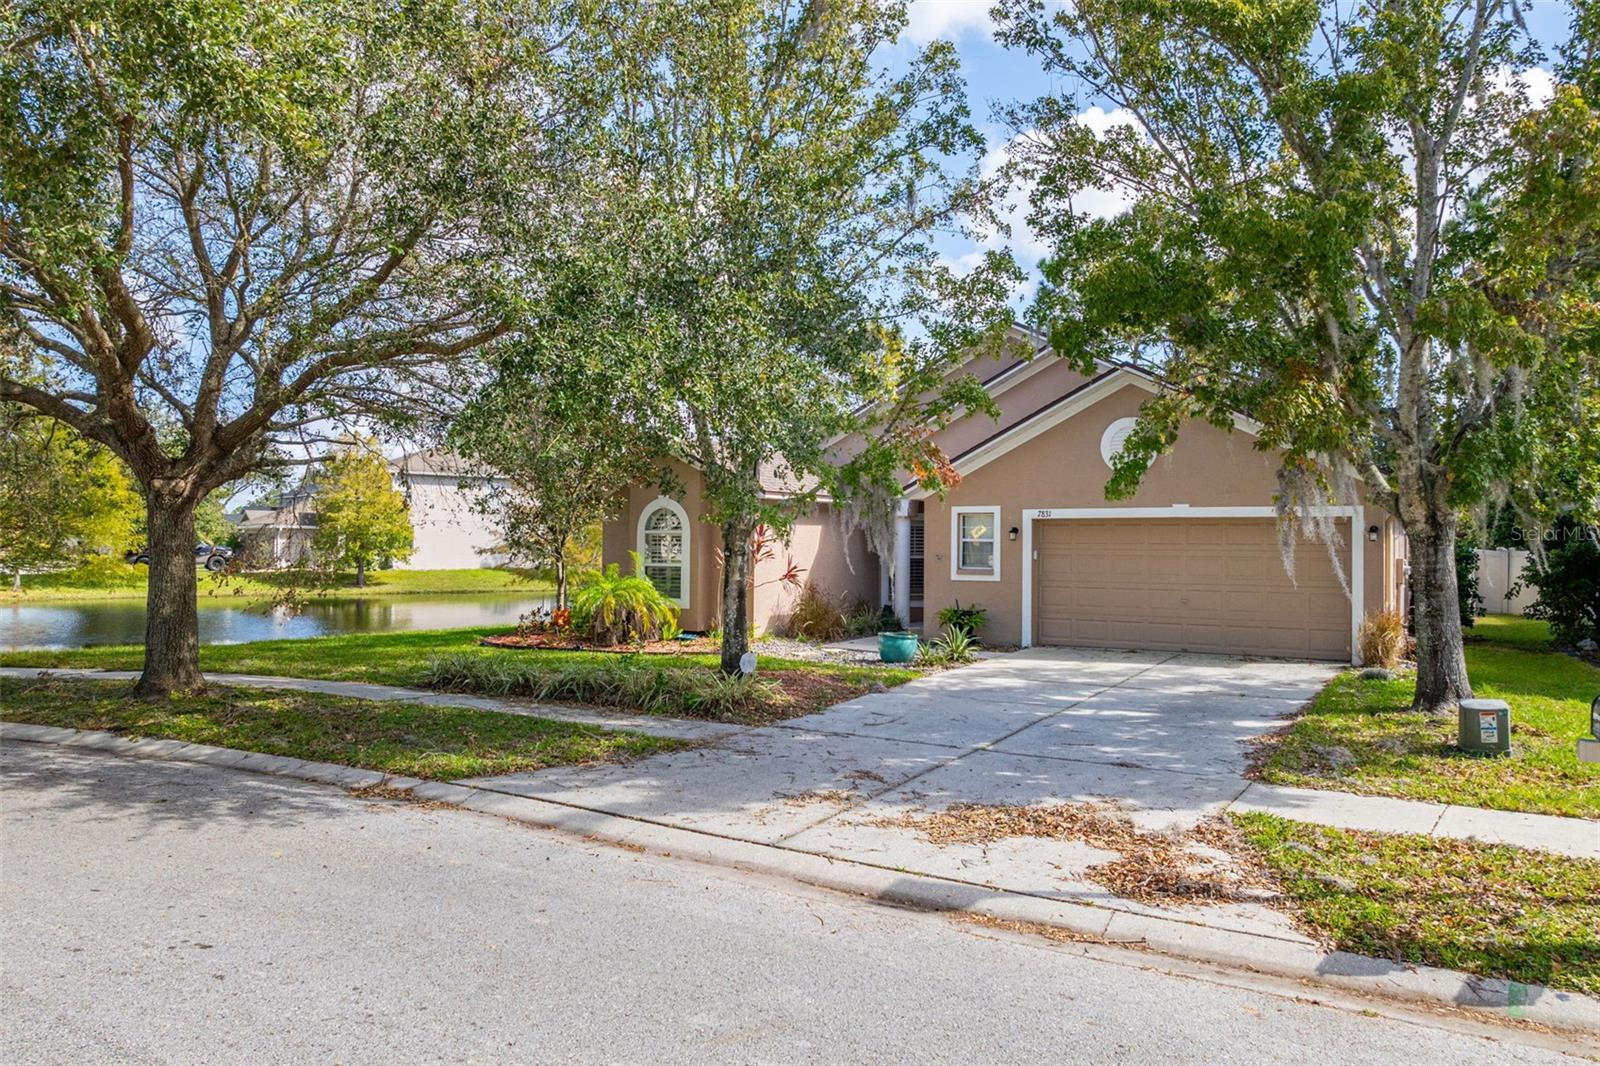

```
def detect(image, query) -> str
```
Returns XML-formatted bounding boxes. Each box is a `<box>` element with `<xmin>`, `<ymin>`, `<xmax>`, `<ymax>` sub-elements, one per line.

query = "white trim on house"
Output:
<box><xmin>637</xmin><ymin>496</ymin><xmax>691</xmax><ymax>609</ymax></box>
<box><xmin>950</xmin><ymin>505</ymin><xmax>1002</xmax><ymax>582</ymax></box>
<box><xmin>1018</xmin><ymin>505</ymin><xmax>1364</xmax><ymax>664</ymax></box>
<box><xmin>892</xmin><ymin>499</ymin><xmax>913</xmax><ymax>624</ymax></box>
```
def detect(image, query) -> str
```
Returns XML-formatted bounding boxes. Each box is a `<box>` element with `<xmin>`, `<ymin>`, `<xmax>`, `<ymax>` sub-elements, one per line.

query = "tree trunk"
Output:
<box><xmin>553</xmin><ymin>553</ymin><xmax>568</xmax><ymax>613</ymax></box>
<box><xmin>356</xmin><ymin>557</ymin><xmax>366</xmax><ymax>588</ymax></box>
<box><xmin>719</xmin><ymin>520</ymin><xmax>754</xmax><ymax>675</ymax></box>
<box><xmin>10</xmin><ymin>570</ymin><xmax>19</xmax><ymax>594</ymax></box>
<box><xmin>134</xmin><ymin>489</ymin><xmax>205</xmax><ymax>696</ymax></box>
<box><xmin>1408</xmin><ymin>516</ymin><xmax>1473</xmax><ymax>714</ymax></box>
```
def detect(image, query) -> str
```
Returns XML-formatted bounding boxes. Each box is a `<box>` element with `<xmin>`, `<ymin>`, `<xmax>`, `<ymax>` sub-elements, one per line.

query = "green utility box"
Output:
<box><xmin>1458</xmin><ymin>698</ymin><xmax>1512</xmax><ymax>757</ymax></box>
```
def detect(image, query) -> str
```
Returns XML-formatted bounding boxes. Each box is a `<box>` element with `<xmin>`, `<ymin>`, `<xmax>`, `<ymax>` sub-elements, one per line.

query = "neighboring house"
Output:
<box><xmin>234</xmin><ymin>486</ymin><xmax>318</xmax><ymax>568</ymax></box>
<box><xmin>235</xmin><ymin>448</ymin><xmax>510</xmax><ymax>571</ymax></box>
<box><xmin>390</xmin><ymin>449</ymin><xmax>510</xmax><ymax>571</ymax></box>
<box><xmin>601</xmin><ymin>324</ymin><xmax>1409</xmax><ymax>663</ymax></box>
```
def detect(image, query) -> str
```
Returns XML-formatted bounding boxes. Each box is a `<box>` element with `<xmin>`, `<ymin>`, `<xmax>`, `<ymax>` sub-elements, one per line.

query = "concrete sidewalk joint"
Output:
<box><xmin>2</xmin><ymin>719</ymin><xmax>1595</xmax><ymax>1037</ymax></box>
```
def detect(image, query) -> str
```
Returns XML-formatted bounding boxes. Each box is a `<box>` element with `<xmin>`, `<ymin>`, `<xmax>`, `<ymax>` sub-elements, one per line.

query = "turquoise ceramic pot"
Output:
<box><xmin>877</xmin><ymin>631</ymin><xmax>920</xmax><ymax>664</ymax></box>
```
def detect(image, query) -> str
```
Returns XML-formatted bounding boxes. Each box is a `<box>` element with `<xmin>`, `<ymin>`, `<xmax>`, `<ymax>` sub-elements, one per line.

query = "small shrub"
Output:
<box><xmin>679</xmin><ymin>670</ymin><xmax>768</xmax><ymax>718</ymax></box>
<box><xmin>1357</xmin><ymin>608</ymin><xmax>1406</xmax><ymax>670</ymax></box>
<box><xmin>1520</xmin><ymin>527</ymin><xmax>1600</xmax><ymax>647</ymax></box>
<box><xmin>920</xmin><ymin>625</ymin><xmax>977</xmax><ymax>666</ymax></box>
<box><xmin>841</xmin><ymin>601</ymin><xmax>884</xmax><ymax>640</ymax></box>
<box><xmin>514</xmin><ymin>605</ymin><xmax>571</xmax><ymax>637</ymax></box>
<box><xmin>570</xmin><ymin>552</ymin><xmax>679</xmax><ymax>645</ymax></box>
<box><xmin>420</xmin><ymin>654</ymin><xmax>778</xmax><ymax>721</ymax></box>
<box><xmin>789</xmin><ymin>583</ymin><xmax>846</xmax><ymax>642</ymax></box>
<box><xmin>936</xmin><ymin>601</ymin><xmax>987</xmax><ymax>639</ymax></box>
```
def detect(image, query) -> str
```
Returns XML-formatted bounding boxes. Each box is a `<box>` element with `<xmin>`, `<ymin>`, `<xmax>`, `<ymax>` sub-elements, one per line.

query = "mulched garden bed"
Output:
<box><xmin>479</xmin><ymin>632</ymin><xmax>722</xmax><ymax>655</ymax></box>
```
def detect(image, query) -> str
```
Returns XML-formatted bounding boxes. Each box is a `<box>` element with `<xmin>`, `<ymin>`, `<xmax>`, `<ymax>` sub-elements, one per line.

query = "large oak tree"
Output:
<box><xmin>1</xmin><ymin>0</ymin><xmax>584</xmax><ymax>692</ymax></box>
<box><xmin>499</xmin><ymin>0</ymin><xmax>1019</xmax><ymax>673</ymax></box>
<box><xmin>996</xmin><ymin>0</ymin><xmax>1600</xmax><ymax>711</ymax></box>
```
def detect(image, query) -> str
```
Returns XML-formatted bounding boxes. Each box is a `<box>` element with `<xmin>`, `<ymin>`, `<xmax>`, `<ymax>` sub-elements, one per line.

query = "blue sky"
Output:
<box><xmin>892</xmin><ymin>0</ymin><xmax>1579</xmax><ymax>303</ymax></box>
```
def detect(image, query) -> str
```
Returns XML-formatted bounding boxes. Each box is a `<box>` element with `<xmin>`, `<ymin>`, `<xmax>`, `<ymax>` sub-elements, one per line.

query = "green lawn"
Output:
<box><xmin>0</xmin><ymin>676</ymin><xmax>683</xmax><ymax>780</ymax></box>
<box><xmin>10</xmin><ymin>566</ymin><xmax>554</xmax><ymax>602</ymax></box>
<box><xmin>0</xmin><ymin>626</ymin><xmax>913</xmax><ymax>685</ymax></box>
<box><xmin>1233</xmin><ymin>812</ymin><xmax>1600</xmax><ymax>996</ymax></box>
<box><xmin>0</xmin><ymin>627</ymin><xmax>922</xmax><ymax>723</ymax></box>
<box><xmin>1257</xmin><ymin>615</ymin><xmax>1599</xmax><ymax>818</ymax></box>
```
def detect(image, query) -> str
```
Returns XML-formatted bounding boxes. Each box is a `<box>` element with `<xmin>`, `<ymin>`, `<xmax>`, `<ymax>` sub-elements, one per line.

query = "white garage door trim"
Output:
<box><xmin>1019</xmin><ymin>505</ymin><xmax>1364</xmax><ymax>664</ymax></box>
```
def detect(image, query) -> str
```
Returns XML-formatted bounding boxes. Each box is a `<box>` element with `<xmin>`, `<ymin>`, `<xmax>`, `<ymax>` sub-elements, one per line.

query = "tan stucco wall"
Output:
<box><xmin>918</xmin><ymin>383</ymin><xmax>1394</xmax><ymax>649</ymax></box>
<box><xmin>753</xmin><ymin>505</ymin><xmax>880</xmax><ymax>635</ymax></box>
<box><xmin>602</xmin><ymin>466</ymin><xmax>880</xmax><ymax>636</ymax></box>
<box><xmin>601</xmin><ymin>461</ymin><xmax>724</xmax><ymax>633</ymax></box>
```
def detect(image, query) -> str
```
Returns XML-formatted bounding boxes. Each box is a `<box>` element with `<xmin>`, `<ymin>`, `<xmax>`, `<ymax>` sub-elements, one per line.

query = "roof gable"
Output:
<box><xmin>905</xmin><ymin>365</ymin><xmax>1262</xmax><ymax>498</ymax></box>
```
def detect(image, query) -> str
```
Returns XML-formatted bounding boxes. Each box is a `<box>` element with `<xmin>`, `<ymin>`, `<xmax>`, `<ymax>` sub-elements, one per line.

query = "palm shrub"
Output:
<box><xmin>920</xmin><ymin>625</ymin><xmax>977</xmax><ymax>666</ymax></box>
<box><xmin>571</xmin><ymin>552</ymin><xmax>679</xmax><ymax>645</ymax></box>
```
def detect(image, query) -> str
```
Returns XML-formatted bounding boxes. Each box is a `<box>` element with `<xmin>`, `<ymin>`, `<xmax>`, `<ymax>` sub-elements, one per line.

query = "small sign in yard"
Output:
<box><xmin>738</xmin><ymin>651</ymin><xmax>757</xmax><ymax>677</ymax></box>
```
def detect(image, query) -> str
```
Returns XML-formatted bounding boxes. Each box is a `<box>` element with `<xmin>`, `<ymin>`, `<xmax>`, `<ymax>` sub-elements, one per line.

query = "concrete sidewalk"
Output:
<box><xmin>1229</xmin><ymin>781</ymin><xmax>1600</xmax><ymax>860</ymax></box>
<box><xmin>5</xmin><ymin>661</ymin><xmax>1594</xmax><ymax>858</ymax></box>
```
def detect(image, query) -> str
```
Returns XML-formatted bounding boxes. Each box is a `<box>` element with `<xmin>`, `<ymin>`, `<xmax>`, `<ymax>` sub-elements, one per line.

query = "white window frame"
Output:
<box><xmin>637</xmin><ymin>497</ymin><xmax>691</xmax><ymax>608</ymax></box>
<box><xmin>1018</xmin><ymin>505</ymin><xmax>1364</xmax><ymax>664</ymax></box>
<box><xmin>950</xmin><ymin>505</ymin><xmax>1002</xmax><ymax>582</ymax></box>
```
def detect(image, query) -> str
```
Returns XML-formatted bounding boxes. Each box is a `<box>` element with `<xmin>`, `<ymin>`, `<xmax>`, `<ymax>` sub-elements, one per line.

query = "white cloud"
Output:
<box><xmin>903</xmin><ymin>1</ymin><xmax>995</xmax><ymax>44</ymax></box>
<box><xmin>1488</xmin><ymin>64</ymin><xmax>1557</xmax><ymax>109</ymax></box>
<box><xmin>974</xmin><ymin>106</ymin><xmax>1140</xmax><ymax>267</ymax></box>
<box><xmin>1074</xmin><ymin>104</ymin><xmax>1136</xmax><ymax>137</ymax></box>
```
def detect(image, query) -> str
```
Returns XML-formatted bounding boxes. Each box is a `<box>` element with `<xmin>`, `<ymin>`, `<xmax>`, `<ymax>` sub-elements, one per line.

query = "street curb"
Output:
<box><xmin>5</xmin><ymin>721</ymin><xmax>1598</xmax><ymax>1037</ymax></box>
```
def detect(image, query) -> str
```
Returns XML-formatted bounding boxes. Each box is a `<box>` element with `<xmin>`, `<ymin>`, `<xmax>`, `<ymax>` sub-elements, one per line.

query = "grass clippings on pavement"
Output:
<box><xmin>879</xmin><ymin>801</ymin><xmax>1281</xmax><ymax>907</ymax></box>
<box><xmin>1256</xmin><ymin>615</ymin><xmax>1600</xmax><ymax>818</ymax></box>
<box><xmin>1232</xmin><ymin>812</ymin><xmax>1600</xmax><ymax>996</ymax></box>
<box><xmin>0</xmin><ymin>676</ymin><xmax>684</xmax><ymax>781</ymax></box>
<box><xmin>779</xmin><ymin>788</ymin><xmax>857</xmax><ymax>806</ymax></box>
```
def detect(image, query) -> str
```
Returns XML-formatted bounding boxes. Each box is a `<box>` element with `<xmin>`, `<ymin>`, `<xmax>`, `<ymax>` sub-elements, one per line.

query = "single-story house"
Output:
<box><xmin>236</xmin><ymin>448</ymin><xmax>511</xmax><ymax>571</ymax></box>
<box><xmin>600</xmin><ymin>325</ymin><xmax>1408</xmax><ymax>663</ymax></box>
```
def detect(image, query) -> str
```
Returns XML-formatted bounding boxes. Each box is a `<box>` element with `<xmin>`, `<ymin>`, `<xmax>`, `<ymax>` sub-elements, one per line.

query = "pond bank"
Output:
<box><xmin>7</xmin><ymin>566</ymin><xmax>553</xmax><ymax>603</ymax></box>
<box><xmin>1</xmin><ymin>592</ymin><xmax>555</xmax><ymax>650</ymax></box>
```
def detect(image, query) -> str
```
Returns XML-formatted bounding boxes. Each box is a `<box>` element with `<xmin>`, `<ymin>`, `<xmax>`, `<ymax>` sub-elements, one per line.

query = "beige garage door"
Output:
<box><xmin>1034</xmin><ymin>518</ymin><xmax>1351</xmax><ymax>660</ymax></box>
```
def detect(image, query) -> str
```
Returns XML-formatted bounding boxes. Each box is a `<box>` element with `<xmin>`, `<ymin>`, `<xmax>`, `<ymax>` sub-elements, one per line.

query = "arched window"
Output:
<box><xmin>637</xmin><ymin>498</ymin><xmax>690</xmax><ymax>607</ymax></box>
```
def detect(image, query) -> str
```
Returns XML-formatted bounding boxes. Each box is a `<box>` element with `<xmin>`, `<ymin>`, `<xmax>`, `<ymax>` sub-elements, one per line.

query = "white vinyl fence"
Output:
<box><xmin>1476</xmin><ymin>547</ymin><xmax>1537</xmax><ymax>615</ymax></box>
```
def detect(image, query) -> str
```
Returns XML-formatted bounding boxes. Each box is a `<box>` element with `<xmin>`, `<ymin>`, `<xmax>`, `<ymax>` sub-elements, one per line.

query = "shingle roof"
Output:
<box><xmin>390</xmin><ymin>448</ymin><xmax>470</xmax><ymax>476</ymax></box>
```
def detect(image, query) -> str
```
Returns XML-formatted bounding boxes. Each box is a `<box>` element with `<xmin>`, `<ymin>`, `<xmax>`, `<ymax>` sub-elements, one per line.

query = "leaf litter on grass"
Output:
<box><xmin>875</xmin><ymin>800</ymin><xmax>1283</xmax><ymax>906</ymax></box>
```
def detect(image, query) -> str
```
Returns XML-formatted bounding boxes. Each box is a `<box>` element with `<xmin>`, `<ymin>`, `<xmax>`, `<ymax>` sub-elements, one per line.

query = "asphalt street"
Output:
<box><xmin>0</xmin><ymin>743</ymin><xmax>1588</xmax><ymax>1064</ymax></box>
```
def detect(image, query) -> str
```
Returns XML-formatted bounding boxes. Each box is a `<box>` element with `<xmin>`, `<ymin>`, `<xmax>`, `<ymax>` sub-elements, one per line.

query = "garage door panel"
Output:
<box><xmin>1034</xmin><ymin>518</ymin><xmax>1350</xmax><ymax>660</ymax></box>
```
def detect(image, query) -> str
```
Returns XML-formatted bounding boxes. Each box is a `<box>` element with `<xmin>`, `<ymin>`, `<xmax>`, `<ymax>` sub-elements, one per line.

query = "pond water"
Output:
<box><xmin>0</xmin><ymin>592</ymin><xmax>555</xmax><ymax>650</ymax></box>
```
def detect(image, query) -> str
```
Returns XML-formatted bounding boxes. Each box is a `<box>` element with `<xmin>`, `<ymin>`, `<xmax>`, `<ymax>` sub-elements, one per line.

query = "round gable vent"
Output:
<box><xmin>1100</xmin><ymin>417</ymin><xmax>1138</xmax><ymax>468</ymax></box>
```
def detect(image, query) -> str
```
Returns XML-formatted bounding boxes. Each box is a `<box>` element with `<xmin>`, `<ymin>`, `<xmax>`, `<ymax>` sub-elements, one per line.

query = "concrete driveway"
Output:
<box><xmin>460</xmin><ymin>648</ymin><xmax>1339</xmax><ymax>934</ymax></box>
